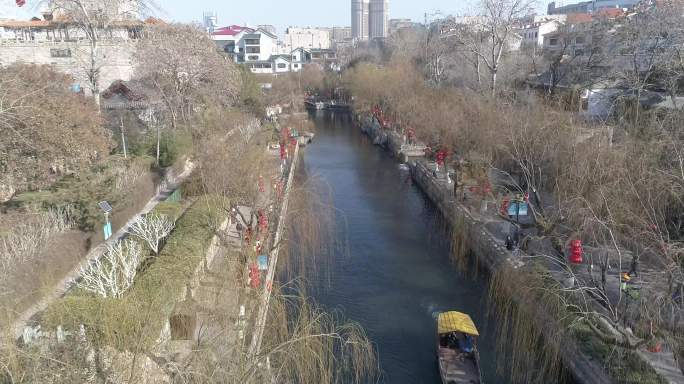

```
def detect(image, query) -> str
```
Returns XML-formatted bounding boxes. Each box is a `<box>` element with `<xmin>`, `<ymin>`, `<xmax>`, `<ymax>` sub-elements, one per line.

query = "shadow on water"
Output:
<box><xmin>286</xmin><ymin>110</ymin><xmax>509</xmax><ymax>384</ymax></box>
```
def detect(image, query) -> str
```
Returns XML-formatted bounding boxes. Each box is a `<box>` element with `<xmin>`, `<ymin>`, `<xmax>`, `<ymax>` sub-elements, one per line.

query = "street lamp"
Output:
<box><xmin>98</xmin><ymin>201</ymin><xmax>113</xmax><ymax>240</ymax></box>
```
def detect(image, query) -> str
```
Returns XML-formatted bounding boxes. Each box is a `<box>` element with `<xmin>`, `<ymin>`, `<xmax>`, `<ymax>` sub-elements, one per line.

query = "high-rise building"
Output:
<box><xmin>203</xmin><ymin>11</ymin><xmax>218</xmax><ymax>33</ymax></box>
<box><xmin>351</xmin><ymin>0</ymin><xmax>369</xmax><ymax>40</ymax></box>
<box><xmin>369</xmin><ymin>0</ymin><xmax>389</xmax><ymax>39</ymax></box>
<box><xmin>547</xmin><ymin>0</ymin><xmax>641</xmax><ymax>14</ymax></box>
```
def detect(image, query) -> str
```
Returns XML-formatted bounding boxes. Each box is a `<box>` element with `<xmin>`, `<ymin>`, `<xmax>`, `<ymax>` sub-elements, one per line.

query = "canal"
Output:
<box><xmin>294</xmin><ymin>111</ymin><xmax>508</xmax><ymax>383</ymax></box>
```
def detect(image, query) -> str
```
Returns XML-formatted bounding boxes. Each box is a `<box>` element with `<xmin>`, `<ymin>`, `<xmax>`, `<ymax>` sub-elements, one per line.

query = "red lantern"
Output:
<box><xmin>258</xmin><ymin>210</ymin><xmax>268</xmax><ymax>232</ymax></box>
<box><xmin>276</xmin><ymin>180</ymin><xmax>284</xmax><ymax>198</ymax></box>
<box><xmin>500</xmin><ymin>197</ymin><xmax>510</xmax><ymax>216</ymax></box>
<box><xmin>483</xmin><ymin>183</ymin><xmax>492</xmax><ymax>195</ymax></box>
<box><xmin>258</xmin><ymin>175</ymin><xmax>265</xmax><ymax>193</ymax></box>
<box><xmin>647</xmin><ymin>342</ymin><xmax>662</xmax><ymax>353</ymax></box>
<box><xmin>16</xmin><ymin>0</ymin><xmax>26</xmax><ymax>6</ymax></box>
<box><xmin>569</xmin><ymin>239</ymin><xmax>583</xmax><ymax>264</ymax></box>
<box><xmin>248</xmin><ymin>264</ymin><xmax>260</xmax><ymax>288</ymax></box>
<box><xmin>435</xmin><ymin>150</ymin><xmax>447</xmax><ymax>166</ymax></box>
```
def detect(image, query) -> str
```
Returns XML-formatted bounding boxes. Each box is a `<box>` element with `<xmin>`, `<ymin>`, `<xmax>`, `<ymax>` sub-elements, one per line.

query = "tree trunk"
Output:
<box><xmin>89</xmin><ymin>33</ymin><xmax>100</xmax><ymax>110</ymax></box>
<box><xmin>490</xmin><ymin>69</ymin><xmax>497</xmax><ymax>98</ymax></box>
<box><xmin>156</xmin><ymin>123</ymin><xmax>161</xmax><ymax>165</ymax></box>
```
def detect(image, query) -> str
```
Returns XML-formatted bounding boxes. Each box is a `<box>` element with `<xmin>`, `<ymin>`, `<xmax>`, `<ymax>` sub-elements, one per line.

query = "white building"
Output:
<box><xmin>203</xmin><ymin>11</ymin><xmax>218</xmax><ymax>33</ymax></box>
<box><xmin>211</xmin><ymin>25</ymin><xmax>278</xmax><ymax>63</ymax></box>
<box><xmin>284</xmin><ymin>27</ymin><xmax>331</xmax><ymax>51</ymax></box>
<box><xmin>521</xmin><ymin>15</ymin><xmax>566</xmax><ymax>50</ymax></box>
<box><xmin>242</xmin><ymin>30</ymin><xmax>278</xmax><ymax>62</ymax></box>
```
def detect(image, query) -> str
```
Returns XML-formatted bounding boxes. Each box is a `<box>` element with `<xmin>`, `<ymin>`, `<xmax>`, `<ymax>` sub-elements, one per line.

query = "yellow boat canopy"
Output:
<box><xmin>438</xmin><ymin>311</ymin><xmax>479</xmax><ymax>336</ymax></box>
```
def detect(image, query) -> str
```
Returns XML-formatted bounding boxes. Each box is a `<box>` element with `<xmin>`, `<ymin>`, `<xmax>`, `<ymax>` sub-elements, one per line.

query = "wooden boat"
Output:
<box><xmin>437</xmin><ymin>311</ymin><xmax>483</xmax><ymax>384</ymax></box>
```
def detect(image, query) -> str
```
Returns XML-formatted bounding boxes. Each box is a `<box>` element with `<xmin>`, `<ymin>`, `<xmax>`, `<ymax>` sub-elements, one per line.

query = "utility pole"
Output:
<box><xmin>120</xmin><ymin>115</ymin><xmax>127</xmax><ymax>159</ymax></box>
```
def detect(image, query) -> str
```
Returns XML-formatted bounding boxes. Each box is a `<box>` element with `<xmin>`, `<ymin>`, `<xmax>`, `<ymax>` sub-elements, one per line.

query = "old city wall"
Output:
<box><xmin>0</xmin><ymin>40</ymin><xmax>135</xmax><ymax>92</ymax></box>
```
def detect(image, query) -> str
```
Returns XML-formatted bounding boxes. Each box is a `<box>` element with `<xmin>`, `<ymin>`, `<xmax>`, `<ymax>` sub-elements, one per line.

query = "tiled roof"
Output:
<box><xmin>0</xmin><ymin>17</ymin><xmax>143</xmax><ymax>29</ymax></box>
<box><xmin>0</xmin><ymin>19</ymin><xmax>51</xmax><ymax>28</ymax></box>
<box><xmin>595</xmin><ymin>8</ymin><xmax>625</xmax><ymax>18</ymax></box>
<box><xmin>567</xmin><ymin>13</ymin><xmax>593</xmax><ymax>24</ymax></box>
<box><xmin>212</xmin><ymin>25</ymin><xmax>254</xmax><ymax>36</ymax></box>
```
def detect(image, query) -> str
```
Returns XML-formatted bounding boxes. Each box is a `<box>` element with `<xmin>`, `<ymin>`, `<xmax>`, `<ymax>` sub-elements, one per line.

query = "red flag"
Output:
<box><xmin>16</xmin><ymin>0</ymin><xmax>26</xmax><ymax>7</ymax></box>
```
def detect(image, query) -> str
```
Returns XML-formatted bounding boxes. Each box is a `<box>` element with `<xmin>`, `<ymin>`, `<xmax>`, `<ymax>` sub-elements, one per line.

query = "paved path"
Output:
<box><xmin>12</xmin><ymin>161</ymin><xmax>196</xmax><ymax>340</ymax></box>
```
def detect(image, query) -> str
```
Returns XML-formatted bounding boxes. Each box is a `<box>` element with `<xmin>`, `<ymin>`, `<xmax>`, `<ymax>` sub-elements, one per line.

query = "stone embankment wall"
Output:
<box><xmin>360</xmin><ymin>117</ymin><xmax>613</xmax><ymax>384</ymax></box>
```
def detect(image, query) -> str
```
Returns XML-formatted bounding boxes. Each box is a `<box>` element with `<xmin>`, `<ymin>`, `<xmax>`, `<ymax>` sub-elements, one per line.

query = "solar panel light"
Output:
<box><xmin>98</xmin><ymin>201</ymin><xmax>113</xmax><ymax>213</ymax></box>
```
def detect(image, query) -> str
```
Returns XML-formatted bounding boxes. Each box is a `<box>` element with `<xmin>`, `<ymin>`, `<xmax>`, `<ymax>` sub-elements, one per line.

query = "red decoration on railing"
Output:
<box><xmin>16</xmin><ymin>0</ymin><xmax>26</xmax><ymax>7</ymax></box>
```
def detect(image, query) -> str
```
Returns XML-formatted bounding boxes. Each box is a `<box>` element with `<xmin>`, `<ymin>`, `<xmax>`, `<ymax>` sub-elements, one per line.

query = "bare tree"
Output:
<box><xmin>445</xmin><ymin>0</ymin><xmax>535</xmax><ymax>96</ymax></box>
<box><xmin>609</xmin><ymin>1</ymin><xmax>684</xmax><ymax>126</ymax></box>
<box><xmin>0</xmin><ymin>65</ymin><xmax>112</xmax><ymax>195</ymax></box>
<box><xmin>126</xmin><ymin>213</ymin><xmax>174</xmax><ymax>255</ymax></box>
<box><xmin>424</xmin><ymin>23</ymin><xmax>451</xmax><ymax>86</ymax></box>
<box><xmin>0</xmin><ymin>207</ymin><xmax>74</xmax><ymax>277</ymax></box>
<box><xmin>47</xmin><ymin>0</ymin><xmax>154</xmax><ymax>108</ymax></box>
<box><xmin>134</xmin><ymin>23</ymin><xmax>240</xmax><ymax>128</ymax></box>
<box><xmin>76</xmin><ymin>239</ymin><xmax>142</xmax><ymax>298</ymax></box>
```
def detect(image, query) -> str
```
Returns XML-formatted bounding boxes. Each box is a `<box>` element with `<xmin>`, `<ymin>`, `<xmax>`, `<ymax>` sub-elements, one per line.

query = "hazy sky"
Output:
<box><xmin>2</xmin><ymin>0</ymin><xmax>548</xmax><ymax>36</ymax></box>
<box><xmin>156</xmin><ymin>0</ymin><xmax>476</xmax><ymax>31</ymax></box>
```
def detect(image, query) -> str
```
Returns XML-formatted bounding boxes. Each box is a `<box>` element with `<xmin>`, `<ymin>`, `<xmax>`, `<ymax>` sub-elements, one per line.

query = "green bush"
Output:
<box><xmin>6</xmin><ymin>156</ymin><xmax>156</xmax><ymax>232</ymax></box>
<box><xmin>43</xmin><ymin>196</ymin><xmax>227</xmax><ymax>350</ymax></box>
<box><xmin>156</xmin><ymin>130</ymin><xmax>193</xmax><ymax>168</ymax></box>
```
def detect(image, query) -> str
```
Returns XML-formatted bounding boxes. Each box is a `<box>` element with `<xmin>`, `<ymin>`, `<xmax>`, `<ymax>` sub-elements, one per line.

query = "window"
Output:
<box><xmin>293</xmin><ymin>64</ymin><xmax>299</xmax><ymax>68</ymax></box>
<box><xmin>246</xmin><ymin>46</ymin><xmax>260</xmax><ymax>53</ymax></box>
<box><xmin>247</xmin><ymin>55</ymin><xmax>259</xmax><ymax>61</ymax></box>
<box><xmin>50</xmin><ymin>48</ymin><xmax>71</xmax><ymax>58</ymax></box>
<box><xmin>549</xmin><ymin>38</ymin><xmax>558</xmax><ymax>46</ymax></box>
<box><xmin>534</xmin><ymin>32</ymin><xmax>538</xmax><ymax>38</ymax></box>
<box><xmin>575</xmin><ymin>36</ymin><xmax>585</xmax><ymax>44</ymax></box>
<box><xmin>277</xmin><ymin>63</ymin><xmax>287</xmax><ymax>69</ymax></box>
<box><xmin>244</xmin><ymin>38</ymin><xmax>260</xmax><ymax>45</ymax></box>
<box><xmin>574</xmin><ymin>49</ymin><xmax>584</xmax><ymax>56</ymax></box>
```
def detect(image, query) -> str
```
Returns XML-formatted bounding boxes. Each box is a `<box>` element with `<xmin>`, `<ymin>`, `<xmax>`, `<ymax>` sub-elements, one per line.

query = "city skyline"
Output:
<box><xmin>2</xmin><ymin>0</ymin><xmax>548</xmax><ymax>35</ymax></box>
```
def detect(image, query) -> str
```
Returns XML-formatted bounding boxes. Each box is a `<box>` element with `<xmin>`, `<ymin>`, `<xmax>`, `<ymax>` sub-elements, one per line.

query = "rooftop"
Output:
<box><xmin>212</xmin><ymin>25</ymin><xmax>254</xmax><ymax>36</ymax></box>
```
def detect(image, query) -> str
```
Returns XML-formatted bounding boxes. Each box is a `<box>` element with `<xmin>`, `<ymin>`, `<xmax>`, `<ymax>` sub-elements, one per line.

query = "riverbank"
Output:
<box><xmin>357</xmin><ymin>112</ymin><xmax>669</xmax><ymax>384</ymax></box>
